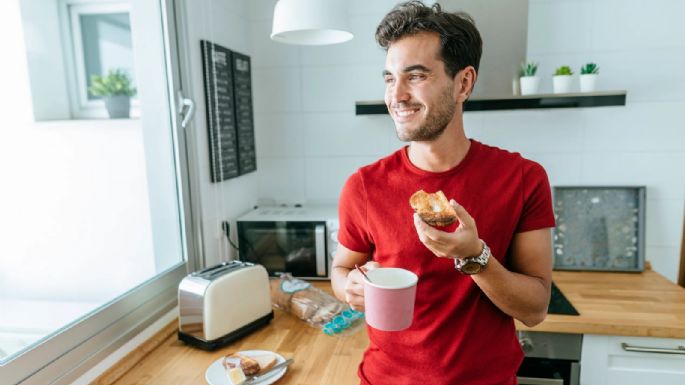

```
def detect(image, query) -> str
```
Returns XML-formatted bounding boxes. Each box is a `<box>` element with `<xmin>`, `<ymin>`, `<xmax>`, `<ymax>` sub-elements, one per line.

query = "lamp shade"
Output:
<box><xmin>271</xmin><ymin>0</ymin><xmax>353</xmax><ymax>45</ymax></box>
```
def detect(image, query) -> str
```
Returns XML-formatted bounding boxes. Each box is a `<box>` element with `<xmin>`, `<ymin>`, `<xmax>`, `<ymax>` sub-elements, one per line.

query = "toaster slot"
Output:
<box><xmin>192</xmin><ymin>261</ymin><xmax>252</xmax><ymax>280</ymax></box>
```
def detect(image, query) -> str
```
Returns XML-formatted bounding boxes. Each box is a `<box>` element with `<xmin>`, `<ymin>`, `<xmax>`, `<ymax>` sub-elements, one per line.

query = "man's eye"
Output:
<box><xmin>384</xmin><ymin>77</ymin><xmax>394</xmax><ymax>84</ymax></box>
<box><xmin>409</xmin><ymin>73</ymin><xmax>425</xmax><ymax>81</ymax></box>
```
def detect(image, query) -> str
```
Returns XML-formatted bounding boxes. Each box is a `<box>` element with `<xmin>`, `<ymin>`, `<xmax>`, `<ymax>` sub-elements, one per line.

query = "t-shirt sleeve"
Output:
<box><xmin>337</xmin><ymin>171</ymin><xmax>374</xmax><ymax>253</ymax></box>
<box><xmin>516</xmin><ymin>161</ymin><xmax>556</xmax><ymax>233</ymax></box>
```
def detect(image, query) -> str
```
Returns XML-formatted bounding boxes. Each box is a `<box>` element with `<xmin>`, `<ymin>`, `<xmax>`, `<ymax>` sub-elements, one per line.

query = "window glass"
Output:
<box><xmin>0</xmin><ymin>0</ymin><xmax>186</xmax><ymax>364</ymax></box>
<box><xmin>80</xmin><ymin>12</ymin><xmax>135</xmax><ymax>101</ymax></box>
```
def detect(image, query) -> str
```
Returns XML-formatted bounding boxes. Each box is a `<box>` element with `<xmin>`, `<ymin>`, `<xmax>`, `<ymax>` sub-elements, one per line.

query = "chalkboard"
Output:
<box><xmin>231</xmin><ymin>51</ymin><xmax>256</xmax><ymax>175</ymax></box>
<box><xmin>201</xmin><ymin>40</ymin><xmax>239</xmax><ymax>182</ymax></box>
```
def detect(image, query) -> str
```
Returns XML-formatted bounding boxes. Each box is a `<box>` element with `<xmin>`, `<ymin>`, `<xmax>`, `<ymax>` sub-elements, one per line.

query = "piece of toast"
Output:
<box><xmin>409</xmin><ymin>190</ymin><xmax>457</xmax><ymax>227</ymax></box>
<box><xmin>224</xmin><ymin>353</ymin><xmax>260</xmax><ymax>376</ymax></box>
<box><xmin>253</xmin><ymin>353</ymin><xmax>277</xmax><ymax>373</ymax></box>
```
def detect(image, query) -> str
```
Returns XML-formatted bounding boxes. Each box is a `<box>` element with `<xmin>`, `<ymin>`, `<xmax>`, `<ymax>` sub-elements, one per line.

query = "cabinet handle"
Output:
<box><xmin>517</xmin><ymin>377</ymin><xmax>564</xmax><ymax>385</ymax></box>
<box><xmin>621</xmin><ymin>342</ymin><xmax>685</xmax><ymax>355</ymax></box>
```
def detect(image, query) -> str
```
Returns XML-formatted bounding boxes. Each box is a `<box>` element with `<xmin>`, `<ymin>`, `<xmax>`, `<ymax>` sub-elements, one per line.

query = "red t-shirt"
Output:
<box><xmin>337</xmin><ymin>140</ymin><xmax>555</xmax><ymax>385</ymax></box>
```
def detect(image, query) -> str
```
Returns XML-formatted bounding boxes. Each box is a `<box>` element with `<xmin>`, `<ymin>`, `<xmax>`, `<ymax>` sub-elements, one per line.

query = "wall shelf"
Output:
<box><xmin>355</xmin><ymin>90</ymin><xmax>627</xmax><ymax>115</ymax></box>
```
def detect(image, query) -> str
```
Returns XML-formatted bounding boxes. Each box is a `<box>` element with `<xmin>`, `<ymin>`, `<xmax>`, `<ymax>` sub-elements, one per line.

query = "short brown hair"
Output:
<box><xmin>375</xmin><ymin>1</ymin><xmax>482</xmax><ymax>78</ymax></box>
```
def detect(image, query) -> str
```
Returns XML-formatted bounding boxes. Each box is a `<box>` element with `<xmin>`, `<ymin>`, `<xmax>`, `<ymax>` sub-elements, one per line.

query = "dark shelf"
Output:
<box><xmin>355</xmin><ymin>90</ymin><xmax>627</xmax><ymax>115</ymax></box>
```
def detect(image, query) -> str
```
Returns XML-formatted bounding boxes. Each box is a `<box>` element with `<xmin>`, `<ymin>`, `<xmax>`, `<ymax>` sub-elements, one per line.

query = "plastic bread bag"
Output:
<box><xmin>269</xmin><ymin>273</ymin><xmax>364</xmax><ymax>336</ymax></box>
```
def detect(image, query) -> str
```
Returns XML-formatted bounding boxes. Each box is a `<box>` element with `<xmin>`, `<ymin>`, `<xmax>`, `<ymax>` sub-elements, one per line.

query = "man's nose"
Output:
<box><xmin>388</xmin><ymin>80</ymin><xmax>410</xmax><ymax>104</ymax></box>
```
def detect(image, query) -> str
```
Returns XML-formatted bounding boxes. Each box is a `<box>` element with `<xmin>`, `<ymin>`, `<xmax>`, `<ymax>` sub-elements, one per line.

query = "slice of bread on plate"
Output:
<box><xmin>224</xmin><ymin>353</ymin><xmax>260</xmax><ymax>376</ymax></box>
<box><xmin>409</xmin><ymin>190</ymin><xmax>457</xmax><ymax>227</ymax></box>
<box><xmin>253</xmin><ymin>353</ymin><xmax>278</xmax><ymax>373</ymax></box>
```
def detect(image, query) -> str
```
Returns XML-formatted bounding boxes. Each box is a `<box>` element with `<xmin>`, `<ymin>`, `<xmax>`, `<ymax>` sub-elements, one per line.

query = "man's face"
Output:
<box><xmin>383</xmin><ymin>32</ymin><xmax>457</xmax><ymax>142</ymax></box>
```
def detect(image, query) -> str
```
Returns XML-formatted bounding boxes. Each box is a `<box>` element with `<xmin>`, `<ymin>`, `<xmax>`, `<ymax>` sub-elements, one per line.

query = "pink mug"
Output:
<box><xmin>363</xmin><ymin>268</ymin><xmax>418</xmax><ymax>331</ymax></box>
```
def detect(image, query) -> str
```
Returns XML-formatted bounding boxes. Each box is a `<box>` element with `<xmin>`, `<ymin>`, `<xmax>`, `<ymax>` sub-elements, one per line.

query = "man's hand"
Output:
<box><xmin>413</xmin><ymin>199</ymin><xmax>482</xmax><ymax>259</ymax></box>
<box><xmin>344</xmin><ymin>261</ymin><xmax>380</xmax><ymax>311</ymax></box>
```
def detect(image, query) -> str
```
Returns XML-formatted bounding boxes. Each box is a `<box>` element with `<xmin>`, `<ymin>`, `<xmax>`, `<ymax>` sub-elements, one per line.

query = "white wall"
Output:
<box><xmin>182</xmin><ymin>0</ymin><xmax>259</xmax><ymax>265</ymax></box>
<box><xmin>248</xmin><ymin>0</ymin><xmax>685</xmax><ymax>282</ymax></box>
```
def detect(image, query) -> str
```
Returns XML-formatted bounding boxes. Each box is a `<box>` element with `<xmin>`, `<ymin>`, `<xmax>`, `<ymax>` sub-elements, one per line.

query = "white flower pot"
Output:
<box><xmin>553</xmin><ymin>75</ymin><xmax>573</xmax><ymax>94</ymax></box>
<box><xmin>104</xmin><ymin>95</ymin><xmax>131</xmax><ymax>119</ymax></box>
<box><xmin>580</xmin><ymin>74</ymin><xmax>598</xmax><ymax>92</ymax></box>
<box><xmin>519</xmin><ymin>76</ymin><xmax>540</xmax><ymax>96</ymax></box>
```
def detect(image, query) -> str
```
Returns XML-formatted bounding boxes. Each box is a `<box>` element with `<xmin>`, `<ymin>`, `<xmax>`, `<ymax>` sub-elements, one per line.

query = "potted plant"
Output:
<box><xmin>553</xmin><ymin>65</ymin><xmax>573</xmax><ymax>94</ymax></box>
<box><xmin>580</xmin><ymin>62</ymin><xmax>599</xmax><ymax>92</ymax></box>
<box><xmin>519</xmin><ymin>61</ymin><xmax>540</xmax><ymax>96</ymax></box>
<box><xmin>89</xmin><ymin>69</ymin><xmax>137</xmax><ymax>119</ymax></box>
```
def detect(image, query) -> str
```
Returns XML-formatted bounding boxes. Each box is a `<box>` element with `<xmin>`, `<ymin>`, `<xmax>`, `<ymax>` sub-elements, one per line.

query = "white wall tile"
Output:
<box><xmin>304</xmin><ymin>156</ymin><xmax>378</xmax><ymax>204</ymax></box>
<box><xmin>248</xmin><ymin>0</ymin><xmax>276</xmax><ymax>21</ymax></box>
<box><xmin>592</xmin><ymin>0</ymin><xmax>685</xmax><ymax>52</ymax></box>
<box><xmin>299</xmin><ymin>15</ymin><xmax>386</xmax><ymax>67</ymax></box>
<box><xmin>527</xmin><ymin>0</ymin><xmax>594</xmax><ymax>55</ymax></box>
<box><xmin>256</xmin><ymin>157</ymin><xmax>306</xmax><ymax>204</ymax></box>
<box><xmin>254</xmin><ymin>112</ymin><xmax>304</xmax><ymax>158</ymax></box>
<box><xmin>523</xmin><ymin>152</ymin><xmax>584</xmax><ymax>186</ymax></box>
<box><xmin>583</xmin><ymin>101</ymin><xmax>685</xmax><ymax>152</ymax></box>
<box><xmin>301</xmin><ymin>65</ymin><xmax>384</xmax><ymax>112</ymax></box>
<box><xmin>249</xmin><ymin>20</ymin><xmax>300</xmax><ymax>69</ymax></box>
<box><xmin>588</xmin><ymin>49</ymin><xmax>685</xmax><ymax>103</ymax></box>
<box><xmin>580</xmin><ymin>153</ymin><xmax>685</xmax><ymax>201</ymax></box>
<box><xmin>303</xmin><ymin>112</ymin><xmax>391</xmax><ymax>157</ymax></box>
<box><xmin>646</xmin><ymin>246</ymin><xmax>681</xmax><ymax>283</ymax></box>
<box><xmin>347</xmin><ymin>0</ymin><xmax>407</xmax><ymax>17</ymax></box>
<box><xmin>252</xmin><ymin>68</ymin><xmax>302</xmax><ymax>113</ymax></box>
<box><xmin>472</xmin><ymin>109</ymin><xmax>585</xmax><ymax>153</ymax></box>
<box><xmin>645</xmin><ymin>199</ymin><xmax>685</xmax><ymax>247</ymax></box>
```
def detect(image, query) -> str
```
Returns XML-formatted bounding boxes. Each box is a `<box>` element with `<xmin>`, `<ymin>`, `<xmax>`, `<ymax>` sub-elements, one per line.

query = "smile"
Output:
<box><xmin>394</xmin><ymin>108</ymin><xmax>420</xmax><ymax>118</ymax></box>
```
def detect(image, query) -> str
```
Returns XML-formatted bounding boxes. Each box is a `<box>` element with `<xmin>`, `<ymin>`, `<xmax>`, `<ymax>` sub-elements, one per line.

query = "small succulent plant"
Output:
<box><xmin>519</xmin><ymin>61</ymin><xmax>539</xmax><ymax>77</ymax></box>
<box><xmin>89</xmin><ymin>69</ymin><xmax>137</xmax><ymax>97</ymax></box>
<box><xmin>554</xmin><ymin>66</ymin><xmax>573</xmax><ymax>76</ymax></box>
<box><xmin>580</xmin><ymin>62</ymin><xmax>599</xmax><ymax>75</ymax></box>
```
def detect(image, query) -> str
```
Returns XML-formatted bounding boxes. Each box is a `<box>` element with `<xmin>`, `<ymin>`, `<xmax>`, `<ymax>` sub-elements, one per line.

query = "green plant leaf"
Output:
<box><xmin>581</xmin><ymin>62</ymin><xmax>599</xmax><ymax>74</ymax></box>
<box><xmin>88</xmin><ymin>68</ymin><xmax>137</xmax><ymax>97</ymax></box>
<box><xmin>554</xmin><ymin>65</ymin><xmax>573</xmax><ymax>76</ymax></box>
<box><xmin>520</xmin><ymin>61</ymin><xmax>538</xmax><ymax>77</ymax></box>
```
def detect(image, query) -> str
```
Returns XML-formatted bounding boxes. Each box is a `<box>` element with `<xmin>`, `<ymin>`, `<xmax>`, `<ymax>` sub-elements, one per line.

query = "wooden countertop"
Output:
<box><xmin>105</xmin><ymin>269</ymin><xmax>685</xmax><ymax>385</ymax></box>
<box><xmin>517</xmin><ymin>269</ymin><xmax>685</xmax><ymax>338</ymax></box>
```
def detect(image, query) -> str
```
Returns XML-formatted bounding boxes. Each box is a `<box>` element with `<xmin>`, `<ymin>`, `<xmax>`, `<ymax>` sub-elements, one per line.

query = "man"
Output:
<box><xmin>331</xmin><ymin>2</ymin><xmax>555</xmax><ymax>384</ymax></box>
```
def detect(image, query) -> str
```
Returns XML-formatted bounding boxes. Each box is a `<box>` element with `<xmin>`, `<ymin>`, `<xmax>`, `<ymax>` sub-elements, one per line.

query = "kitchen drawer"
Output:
<box><xmin>581</xmin><ymin>334</ymin><xmax>685</xmax><ymax>385</ymax></box>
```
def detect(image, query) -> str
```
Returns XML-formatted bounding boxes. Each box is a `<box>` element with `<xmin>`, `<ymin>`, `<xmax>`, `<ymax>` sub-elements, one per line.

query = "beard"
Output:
<box><xmin>394</xmin><ymin>85</ymin><xmax>456</xmax><ymax>142</ymax></box>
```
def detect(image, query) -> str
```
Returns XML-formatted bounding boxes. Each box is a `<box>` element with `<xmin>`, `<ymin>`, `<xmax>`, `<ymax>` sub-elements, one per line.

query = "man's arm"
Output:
<box><xmin>471</xmin><ymin>228</ymin><xmax>552</xmax><ymax>327</ymax></box>
<box><xmin>331</xmin><ymin>244</ymin><xmax>377</xmax><ymax>312</ymax></box>
<box><xmin>414</xmin><ymin>201</ymin><xmax>552</xmax><ymax>327</ymax></box>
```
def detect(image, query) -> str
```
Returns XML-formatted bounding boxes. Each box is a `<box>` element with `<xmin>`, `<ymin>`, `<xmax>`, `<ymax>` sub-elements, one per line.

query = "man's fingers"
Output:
<box><xmin>450</xmin><ymin>199</ymin><xmax>475</xmax><ymax>229</ymax></box>
<box><xmin>364</xmin><ymin>261</ymin><xmax>381</xmax><ymax>271</ymax></box>
<box><xmin>413</xmin><ymin>213</ymin><xmax>446</xmax><ymax>242</ymax></box>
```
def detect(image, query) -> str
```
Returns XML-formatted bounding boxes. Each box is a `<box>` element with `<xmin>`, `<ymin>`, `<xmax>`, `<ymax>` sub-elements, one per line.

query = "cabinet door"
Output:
<box><xmin>581</xmin><ymin>334</ymin><xmax>685</xmax><ymax>385</ymax></box>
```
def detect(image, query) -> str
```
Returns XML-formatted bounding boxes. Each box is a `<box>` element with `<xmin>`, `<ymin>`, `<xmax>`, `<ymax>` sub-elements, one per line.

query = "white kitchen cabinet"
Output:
<box><xmin>580</xmin><ymin>334</ymin><xmax>685</xmax><ymax>385</ymax></box>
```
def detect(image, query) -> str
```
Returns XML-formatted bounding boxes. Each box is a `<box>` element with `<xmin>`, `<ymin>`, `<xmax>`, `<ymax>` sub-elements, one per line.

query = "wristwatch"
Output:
<box><xmin>454</xmin><ymin>240</ymin><xmax>491</xmax><ymax>275</ymax></box>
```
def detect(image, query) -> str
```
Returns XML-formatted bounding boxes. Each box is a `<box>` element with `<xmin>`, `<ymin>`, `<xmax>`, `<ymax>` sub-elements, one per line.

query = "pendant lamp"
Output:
<box><xmin>270</xmin><ymin>0</ymin><xmax>354</xmax><ymax>45</ymax></box>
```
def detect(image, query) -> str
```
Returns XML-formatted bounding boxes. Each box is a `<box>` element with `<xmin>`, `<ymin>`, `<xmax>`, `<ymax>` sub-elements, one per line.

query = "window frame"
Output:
<box><xmin>0</xmin><ymin>0</ymin><xmax>203</xmax><ymax>383</ymax></box>
<box><xmin>59</xmin><ymin>0</ymin><xmax>140</xmax><ymax>119</ymax></box>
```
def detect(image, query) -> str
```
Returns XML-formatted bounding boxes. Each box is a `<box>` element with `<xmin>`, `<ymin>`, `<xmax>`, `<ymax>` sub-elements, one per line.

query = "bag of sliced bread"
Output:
<box><xmin>269</xmin><ymin>274</ymin><xmax>364</xmax><ymax>336</ymax></box>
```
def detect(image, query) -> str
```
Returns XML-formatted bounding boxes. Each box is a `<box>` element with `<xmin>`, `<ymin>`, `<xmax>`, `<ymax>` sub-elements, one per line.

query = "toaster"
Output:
<box><xmin>178</xmin><ymin>261</ymin><xmax>273</xmax><ymax>350</ymax></box>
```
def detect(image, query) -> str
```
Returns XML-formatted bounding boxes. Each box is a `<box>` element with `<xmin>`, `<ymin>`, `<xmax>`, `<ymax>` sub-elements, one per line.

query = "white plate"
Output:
<box><xmin>205</xmin><ymin>350</ymin><xmax>287</xmax><ymax>385</ymax></box>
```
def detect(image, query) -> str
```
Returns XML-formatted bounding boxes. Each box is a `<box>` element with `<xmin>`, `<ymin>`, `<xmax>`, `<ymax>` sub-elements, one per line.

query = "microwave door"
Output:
<box><xmin>315</xmin><ymin>224</ymin><xmax>326</xmax><ymax>277</ymax></box>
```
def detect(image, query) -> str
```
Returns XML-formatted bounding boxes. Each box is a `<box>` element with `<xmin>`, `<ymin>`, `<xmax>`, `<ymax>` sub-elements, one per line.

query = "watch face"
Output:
<box><xmin>462</xmin><ymin>261</ymin><xmax>482</xmax><ymax>275</ymax></box>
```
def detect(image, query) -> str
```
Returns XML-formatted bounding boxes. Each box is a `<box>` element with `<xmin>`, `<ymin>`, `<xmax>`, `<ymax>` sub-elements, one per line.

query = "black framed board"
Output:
<box><xmin>200</xmin><ymin>40</ymin><xmax>256</xmax><ymax>182</ymax></box>
<box><xmin>232</xmin><ymin>51</ymin><xmax>256</xmax><ymax>175</ymax></box>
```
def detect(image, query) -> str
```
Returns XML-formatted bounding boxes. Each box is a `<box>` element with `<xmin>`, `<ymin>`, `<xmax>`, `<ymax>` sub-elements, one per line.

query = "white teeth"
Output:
<box><xmin>396</xmin><ymin>109</ymin><xmax>418</xmax><ymax>117</ymax></box>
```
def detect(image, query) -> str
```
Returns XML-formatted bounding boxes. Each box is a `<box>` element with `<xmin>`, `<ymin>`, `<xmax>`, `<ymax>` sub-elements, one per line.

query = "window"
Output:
<box><xmin>64</xmin><ymin>1</ymin><xmax>138</xmax><ymax>118</ymax></box>
<box><xmin>0</xmin><ymin>0</ymin><xmax>199</xmax><ymax>383</ymax></box>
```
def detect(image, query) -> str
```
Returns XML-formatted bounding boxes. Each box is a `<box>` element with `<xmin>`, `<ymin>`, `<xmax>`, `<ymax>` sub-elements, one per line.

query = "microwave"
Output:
<box><xmin>236</xmin><ymin>206</ymin><xmax>339</xmax><ymax>279</ymax></box>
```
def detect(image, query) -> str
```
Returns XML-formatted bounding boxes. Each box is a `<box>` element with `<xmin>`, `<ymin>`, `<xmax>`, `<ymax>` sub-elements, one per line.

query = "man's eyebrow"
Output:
<box><xmin>382</xmin><ymin>65</ymin><xmax>432</xmax><ymax>77</ymax></box>
<box><xmin>403</xmin><ymin>65</ymin><xmax>431</xmax><ymax>73</ymax></box>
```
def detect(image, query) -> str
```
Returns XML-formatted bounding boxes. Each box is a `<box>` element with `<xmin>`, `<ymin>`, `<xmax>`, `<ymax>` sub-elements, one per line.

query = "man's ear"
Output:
<box><xmin>454</xmin><ymin>66</ymin><xmax>477</xmax><ymax>102</ymax></box>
